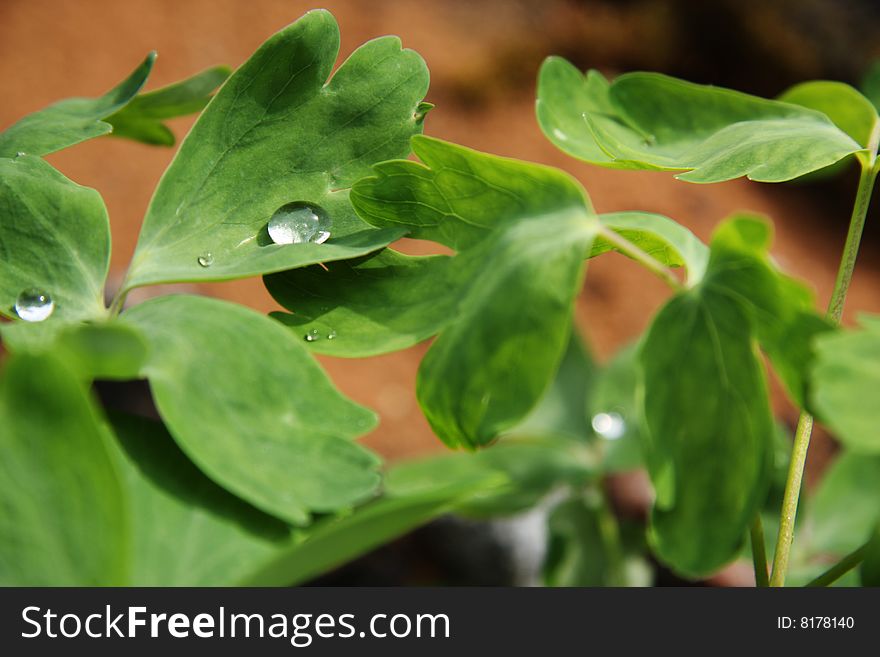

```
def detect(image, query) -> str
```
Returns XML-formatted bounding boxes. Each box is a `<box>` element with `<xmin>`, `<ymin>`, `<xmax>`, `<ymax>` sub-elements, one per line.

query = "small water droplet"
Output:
<box><xmin>304</xmin><ymin>328</ymin><xmax>321</xmax><ymax>342</ymax></box>
<box><xmin>327</xmin><ymin>330</ymin><xmax>337</xmax><ymax>340</ymax></box>
<box><xmin>15</xmin><ymin>151</ymin><xmax>26</xmax><ymax>158</ymax></box>
<box><xmin>267</xmin><ymin>202</ymin><xmax>332</xmax><ymax>245</ymax></box>
<box><xmin>197</xmin><ymin>252</ymin><xmax>214</xmax><ymax>267</ymax></box>
<box><xmin>592</xmin><ymin>411</ymin><xmax>625</xmax><ymax>440</ymax></box>
<box><xmin>15</xmin><ymin>289</ymin><xmax>54</xmax><ymax>322</ymax></box>
<box><xmin>552</xmin><ymin>128</ymin><xmax>568</xmax><ymax>142</ymax></box>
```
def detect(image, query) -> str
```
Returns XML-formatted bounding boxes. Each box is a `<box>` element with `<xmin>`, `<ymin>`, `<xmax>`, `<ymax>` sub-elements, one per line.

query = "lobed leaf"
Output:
<box><xmin>0</xmin><ymin>155</ymin><xmax>110</xmax><ymax>321</ymax></box>
<box><xmin>0</xmin><ymin>353</ymin><xmax>127</xmax><ymax>585</ymax></box>
<box><xmin>778</xmin><ymin>80</ymin><xmax>879</xmax><ymax>148</ymax></box>
<box><xmin>122</xmin><ymin>294</ymin><xmax>381</xmax><ymax>525</ymax></box>
<box><xmin>536</xmin><ymin>57</ymin><xmax>866</xmax><ymax>183</ymax></box>
<box><xmin>125</xmin><ymin>10</ymin><xmax>428</xmax><ymax>289</ymax></box>
<box><xmin>105</xmin><ymin>66</ymin><xmax>231</xmax><ymax>146</ymax></box>
<box><xmin>810</xmin><ymin>315</ymin><xmax>880</xmax><ymax>452</ymax></box>
<box><xmin>0</xmin><ymin>53</ymin><xmax>155</xmax><ymax>157</ymax></box>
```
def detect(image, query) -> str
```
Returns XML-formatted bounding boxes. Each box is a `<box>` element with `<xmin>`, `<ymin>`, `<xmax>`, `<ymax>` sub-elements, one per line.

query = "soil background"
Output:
<box><xmin>3</xmin><ymin>0</ymin><xmax>880</xmax><ymax>484</ymax></box>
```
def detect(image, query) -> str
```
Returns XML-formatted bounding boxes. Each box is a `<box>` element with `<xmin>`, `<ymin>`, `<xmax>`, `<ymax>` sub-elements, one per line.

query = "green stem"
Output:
<box><xmin>750</xmin><ymin>515</ymin><xmax>769</xmax><ymax>587</ymax></box>
<box><xmin>805</xmin><ymin>544</ymin><xmax>868</xmax><ymax>588</ymax></box>
<box><xmin>770</xmin><ymin>160</ymin><xmax>878</xmax><ymax>587</ymax></box>
<box><xmin>597</xmin><ymin>226</ymin><xmax>683</xmax><ymax>291</ymax></box>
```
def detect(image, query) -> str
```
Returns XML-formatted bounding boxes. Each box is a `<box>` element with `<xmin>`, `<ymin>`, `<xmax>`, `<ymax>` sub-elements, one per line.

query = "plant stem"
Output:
<box><xmin>597</xmin><ymin>226</ymin><xmax>683</xmax><ymax>291</ymax></box>
<box><xmin>770</xmin><ymin>160</ymin><xmax>878</xmax><ymax>587</ymax></box>
<box><xmin>750</xmin><ymin>515</ymin><xmax>769</xmax><ymax>587</ymax></box>
<box><xmin>805</xmin><ymin>544</ymin><xmax>868</xmax><ymax>587</ymax></box>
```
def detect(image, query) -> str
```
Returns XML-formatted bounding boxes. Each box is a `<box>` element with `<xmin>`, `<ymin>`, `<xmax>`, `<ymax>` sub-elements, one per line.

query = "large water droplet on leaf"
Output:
<box><xmin>591</xmin><ymin>411</ymin><xmax>625</xmax><ymax>440</ymax></box>
<box><xmin>197</xmin><ymin>252</ymin><xmax>214</xmax><ymax>267</ymax></box>
<box><xmin>304</xmin><ymin>328</ymin><xmax>321</xmax><ymax>342</ymax></box>
<box><xmin>267</xmin><ymin>202</ymin><xmax>331</xmax><ymax>245</ymax></box>
<box><xmin>15</xmin><ymin>289</ymin><xmax>54</xmax><ymax>322</ymax></box>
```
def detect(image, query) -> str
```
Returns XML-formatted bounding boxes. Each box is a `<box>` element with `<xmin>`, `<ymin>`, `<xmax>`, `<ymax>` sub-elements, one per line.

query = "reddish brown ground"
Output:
<box><xmin>2</xmin><ymin>0</ymin><xmax>879</xmax><ymax>487</ymax></box>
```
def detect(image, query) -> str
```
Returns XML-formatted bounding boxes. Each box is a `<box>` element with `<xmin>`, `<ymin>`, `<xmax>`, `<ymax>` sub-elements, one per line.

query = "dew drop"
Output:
<box><xmin>267</xmin><ymin>202</ymin><xmax>332</xmax><ymax>245</ymax></box>
<box><xmin>15</xmin><ymin>151</ymin><xmax>26</xmax><ymax>158</ymax></box>
<box><xmin>304</xmin><ymin>328</ymin><xmax>321</xmax><ymax>342</ymax></box>
<box><xmin>591</xmin><ymin>411</ymin><xmax>625</xmax><ymax>440</ymax></box>
<box><xmin>197</xmin><ymin>252</ymin><xmax>214</xmax><ymax>267</ymax></box>
<box><xmin>15</xmin><ymin>289</ymin><xmax>54</xmax><ymax>322</ymax></box>
<box><xmin>327</xmin><ymin>330</ymin><xmax>337</xmax><ymax>340</ymax></box>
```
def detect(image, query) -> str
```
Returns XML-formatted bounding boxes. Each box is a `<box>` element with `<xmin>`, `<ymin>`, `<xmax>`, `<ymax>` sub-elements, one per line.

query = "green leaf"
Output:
<box><xmin>543</xmin><ymin>494</ymin><xmax>650</xmax><ymax>587</ymax></box>
<box><xmin>385</xmin><ymin>437</ymin><xmax>595</xmax><ymax>517</ymax></box>
<box><xmin>640</xmin><ymin>238</ymin><xmax>775</xmax><ymax>576</ymax></box>
<box><xmin>705</xmin><ymin>215</ymin><xmax>832</xmax><ymax>407</ymax></box>
<box><xmin>595</xmin><ymin>212</ymin><xmax>709</xmax><ymax>283</ymax></box>
<box><xmin>860</xmin><ymin>61</ymin><xmax>880</xmax><ymax>112</ymax></box>
<box><xmin>804</xmin><ymin>451</ymin><xmax>880</xmax><ymax>557</ymax></box>
<box><xmin>266</xmin><ymin>249</ymin><xmax>456</xmax><ymax>357</ymax></box>
<box><xmin>588</xmin><ymin>343</ymin><xmax>644</xmax><ymax>473</ymax></box>
<box><xmin>778</xmin><ymin>81</ymin><xmax>879</xmax><ymax>148</ymax></box>
<box><xmin>0</xmin><ymin>53</ymin><xmax>155</xmax><ymax>157</ymax></box>
<box><xmin>122</xmin><ymin>294</ymin><xmax>380</xmax><ymax>525</ymax></box>
<box><xmin>507</xmin><ymin>327</ymin><xmax>596</xmax><ymax>443</ymax></box>
<box><xmin>1</xmin><ymin>320</ymin><xmax>147</xmax><ymax>381</ymax></box>
<box><xmin>125</xmin><ymin>10</ymin><xmax>428</xmax><ymax>289</ymax></box>
<box><xmin>0</xmin><ymin>353</ymin><xmax>127</xmax><ymax>585</ymax></box>
<box><xmin>861</xmin><ymin>525</ymin><xmax>880</xmax><ymax>586</ymax></box>
<box><xmin>811</xmin><ymin>315</ymin><xmax>880</xmax><ymax>452</ymax></box>
<box><xmin>536</xmin><ymin>57</ymin><xmax>864</xmax><ymax>183</ymax></box>
<box><xmin>0</xmin><ymin>155</ymin><xmax>110</xmax><ymax>321</ymax></box>
<box><xmin>105</xmin><ymin>66</ymin><xmax>231</xmax><ymax>146</ymax></box>
<box><xmin>241</xmin><ymin>483</ymin><xmax>488</xmax><ymax>586</ymax></box>
<box><xmin>108</xmin><ymin>413</ymin><xmax>291</xmax><ymax>586</ymax></box>
<box><xmin>351</xmin><ymin>137</ymin><xmax>598</xmax><ymax>448</ymax></box>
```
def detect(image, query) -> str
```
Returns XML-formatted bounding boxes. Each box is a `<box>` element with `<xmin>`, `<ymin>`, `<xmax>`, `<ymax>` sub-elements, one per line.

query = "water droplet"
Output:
<box><xmin>552</xmin><ymin>128</ymin><xmax>568</xmax><ymax>142</ymax></box>
<box><xmin>15</xmin><ymin>151</ymin><xmax>26</xmax><ymax>158</ymax></box>
<box><xmin>267</xmin><ymin>202</ymin><xmax>332</xmax><ymax>245</ymax></box>
<box><xmin>15</xmin><ymin>289</ymin><xmax>54</xmax><ymax>322</ymax></box>
<box><xmin>591</xmin><ymin>411</ymin><xmax>625</xmax><ymax>440</ymax></box>
<box><xmin>197</xmin><ymin>252</ymin><xmax>214</xmax><ymax>267</ymax></box>
<box><xmin>304</xmin><ymin>328</ymin><xmax>321</xmax><ymax>342</ymax></box>
<box><xmin>327</xmin><ymin>330</ymin><xmax>337</xmax><ymax>340</ymax></box>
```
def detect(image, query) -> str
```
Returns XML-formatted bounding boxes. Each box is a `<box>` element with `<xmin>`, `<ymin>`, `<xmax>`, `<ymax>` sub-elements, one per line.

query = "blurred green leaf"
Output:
<box><xmin>108</xmin><ymin>413</ymin><xmax>291</xmax><ymax>586</ymax></box>
<box><xmin>1</xmin><ymin>320</ymin><xmax>147</xmax><ymax>381</ymax></box>
<box><xmin>385</xmin><ymin>437</ymin><xmax>595</xmax><ymax>517</ymax></box>
<box><xmin>0</xmin><ymin>155</ymin><xmax>109</xmax><ymax>321</ymax></box>
<box><xmin>0</xmin><ymin>53</ymin><xmax>154</xmax><ymax>157</ymax></box>
<box><xmin>241</xmin><ymin>482</ymin><xmax>492</xmax><ymax>586</ymax></box>
<box><xmin>861</xmin><ymin>525</ymin><xmax>880</xmax><ymax>586</ymax></box>
<box><xmin>536</xmin><ymin>57</ymin><xmax>865</xmax><ymax>183</ymax></box>
<box><xmin>349</xmin><ymin>137</ymin><xmax>598</xmax><ymax>448</ymax></box>
<box><xmin>105</xmin><ymin>66</ymin><xmax>231</xmax><ymax>146</ymax></box>
<box><xmin>705</xmin><ymin>216</ymin><xmax>832</xmax><ymax>407</ymax></box>
<box><xmin>640</xmin><ymin>217</ymin><xmax>780</xmax><ymax>577</ymax></box>
<box><xmin>588</xmin><ymin>343</ymin><xmax>644</xmax><ymax>473</ymax></box>
<box><xmin>804</xmin><ymin>450</ymin><xmax>880</xmax><ymax>557</ymax></box>
<box><xmin>811</xmin><ymin>315</ymin><xmax>880</xmax><ymax>452</ymax></box>
<box><xmin>123</xmin><ymin>294</ymin><xmax>380</xmax><ymax>525</ymax></box>
<box><xmin>595</xmin><ymin>211</ymin><xmax>709</xmax><ymax>283</ymax></box>
<box><xmin>0</xmin><ymin>353</ymin><xmax>127</xmax><ymax>585</ymax></box>
<box><xmin>507</xmin><ymin>326</ymin><xmax>596</xmax><ymax>443</ymax></box>
<box><xmin>125</xmin><ymin>10</ymin><xmax>428</xmax><ymax>289</ymax></box>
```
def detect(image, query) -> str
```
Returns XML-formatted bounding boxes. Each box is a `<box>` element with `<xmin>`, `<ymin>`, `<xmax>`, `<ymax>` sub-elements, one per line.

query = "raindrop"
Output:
<box><xmin>15</xmin><ymin>289</ymin><xmax>54</xmax><ymax>322</ymax></box>
<box><xmin>304</xmin><ymin>328</ymin><xmax>321</xmax><ymax>342</ymax></box>
<box><xmin>197</xmin><ymin>252</ymin><xmax>214</xmax><ymax>267</ymax></box>
<box><xmin>327</xmin><ymin>330</ymin><xmax>337</xmax><ymax>340</ymax></box>
<box><xmin>267</xmin><ymin>202</ymin><xmax>332</xmax><ymax>245</ymax></box>
<box><xmin>591</xmin><ymin>411</ymin><xmax>625</xmax><ymax>440</ymax></box>
<box><xmin>15</xmin><ymin>151</ymin><xmax>26</xmax><ymax>158</ymax></box>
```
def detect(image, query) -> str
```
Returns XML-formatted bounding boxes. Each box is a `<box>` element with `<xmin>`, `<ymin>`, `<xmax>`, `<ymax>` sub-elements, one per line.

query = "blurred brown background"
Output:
<box><xmin>2</xmin><ymin>0</ymin><xmax>880</xmax><ymax>476</ymax></box>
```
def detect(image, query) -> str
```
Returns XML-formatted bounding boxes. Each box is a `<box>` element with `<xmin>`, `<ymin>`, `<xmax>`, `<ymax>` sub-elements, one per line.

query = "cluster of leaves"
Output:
<box><xmin>2</xmin><ymin>8</ymin><xmax>880</xmax><ymax>586</ymax></box>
